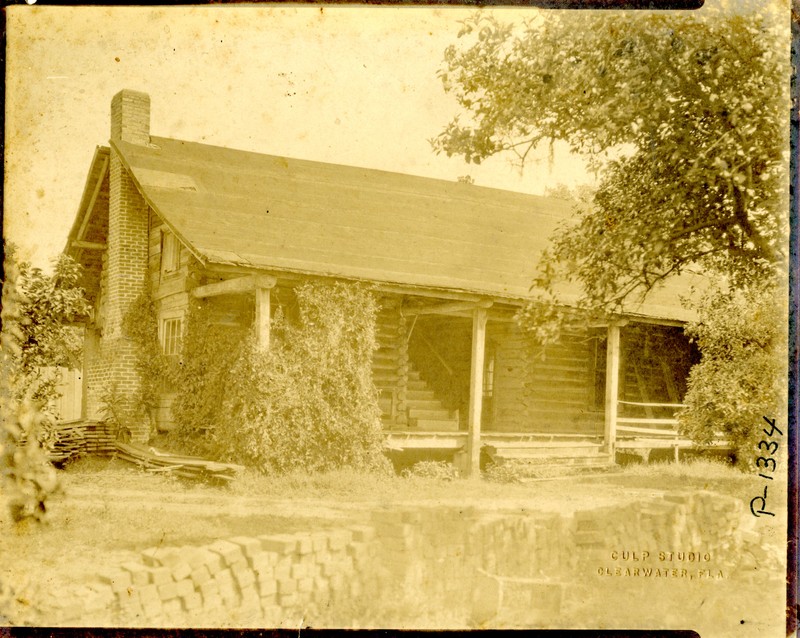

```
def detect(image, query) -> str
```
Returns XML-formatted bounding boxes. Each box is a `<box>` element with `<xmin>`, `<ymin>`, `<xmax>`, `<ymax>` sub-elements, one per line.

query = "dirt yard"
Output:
<box><xmin>0</xmin><ymin>456</ymin><xmax>787</xmax><ymax>633</ymax></box>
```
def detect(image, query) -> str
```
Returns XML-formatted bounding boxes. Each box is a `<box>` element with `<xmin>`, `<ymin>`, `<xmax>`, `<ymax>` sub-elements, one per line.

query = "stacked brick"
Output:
<box><xmin>573</xmin><ymin>492</ymin><xmax>749</xmax><ymax>569</ymax></box>
<box><xmin>86</xmin><ymin>496</ymin><xmax>762</xmax><ymax>627</ymax></box>
<box><xmin>99</xmin><ymin>526</ymin><xmax>377</xmax><ymax>627</ymax></box>
<box><xmin>369</xmin><ymin>506</ymin><xmax>571</xmax><ymax>621</ymax></box>
<box><xmin>474</xmin><ymin>513</ymin><xmax>573</xmax><ymax>577</ymax></box>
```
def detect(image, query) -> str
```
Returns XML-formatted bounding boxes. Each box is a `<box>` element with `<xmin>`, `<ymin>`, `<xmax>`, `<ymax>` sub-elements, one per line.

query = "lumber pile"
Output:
<box><xmin>114</xmin><ymin>441</ymin><xmax>244</xmax><ymax>483</ymax></box>
<box><xmin>45</xmin><ymin>419</ymin><xmax>117</xmax><ymax>462</ymax></box>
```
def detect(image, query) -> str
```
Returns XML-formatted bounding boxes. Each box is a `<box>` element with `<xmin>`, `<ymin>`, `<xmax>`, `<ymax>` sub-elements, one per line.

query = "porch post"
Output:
<box><xmin>467</xmin><ymin>307</ymin><xmax>488</xmax><ymax>477</ymax></box>
<box><xmin>604</xmin><ymin>322</ymin><xmax>621</xmax><ymax>457</ymax></box>
<box><xmin>255</xmin><ymin>285</ymin><xmax>274</xmax><ymax>351</ymax></box>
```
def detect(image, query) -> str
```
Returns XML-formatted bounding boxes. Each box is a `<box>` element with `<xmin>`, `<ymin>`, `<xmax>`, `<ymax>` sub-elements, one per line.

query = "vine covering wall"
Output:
<box><xmin>128</xmin><ymin>281</ymin><xmax>387</xmax><ymax>474</ymax></box>
<box><xmin>213</xmin><ymin>282</ymin><xmax>387</xmax><ymax>474</ymax></box>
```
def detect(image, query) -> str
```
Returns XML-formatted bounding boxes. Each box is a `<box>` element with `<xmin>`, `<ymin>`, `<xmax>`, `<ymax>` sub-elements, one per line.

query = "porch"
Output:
<box><xmin>181</xmin><ymin>272</ymin><xmax>709</xmax><ymax>475</ymax></box>
<box><xmin>372</xmin><ymin>293</ymin><xmax>706</xmax><ymax>475</ymax></box>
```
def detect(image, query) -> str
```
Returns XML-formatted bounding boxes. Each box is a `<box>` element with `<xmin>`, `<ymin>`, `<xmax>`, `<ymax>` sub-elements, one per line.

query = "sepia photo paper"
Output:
<box><xmin>1</xmin><ymin>2</ymin><xmax>795</xmax><ymax>636</ymax></box>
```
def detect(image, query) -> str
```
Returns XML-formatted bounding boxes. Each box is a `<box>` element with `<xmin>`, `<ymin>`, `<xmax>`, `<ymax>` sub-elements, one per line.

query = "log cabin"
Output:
<box><xmin>65</xmin><ymin>89</ymin><xmax>706</xmax><ymax>476</ymax></box>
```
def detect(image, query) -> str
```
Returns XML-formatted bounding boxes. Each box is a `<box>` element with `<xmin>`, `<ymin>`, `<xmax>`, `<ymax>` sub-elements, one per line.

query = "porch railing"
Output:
<box><xmin>615</xmin><ymin>400</ymin><xmax>685</xmax><ymax>439</ymax></box>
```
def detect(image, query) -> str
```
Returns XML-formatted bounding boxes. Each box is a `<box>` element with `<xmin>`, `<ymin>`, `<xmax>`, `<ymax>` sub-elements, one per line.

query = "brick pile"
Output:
<box><xmin>573</xmin><ymin>492</ymin><xmax>749</xmax><ymax>568</ymax></box>
<box><xmin>98</xmin><ymin>526</ymin><xmax>377</xmax><ymax>627</ymax></box>
<box><xmin>83</xmin><ymin>496</ymin><xmax>763</xmax><ymax>627</ymax></box>
<box><xmin>369</xmin><ymin>506</ymin><xmax>572</xmax><ymax>621</ymax></box>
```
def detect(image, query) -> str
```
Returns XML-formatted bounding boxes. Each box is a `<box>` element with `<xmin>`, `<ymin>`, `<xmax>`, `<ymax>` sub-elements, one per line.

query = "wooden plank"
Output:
<box><xmin>192</xmin><ymin>274</ymin><xmax>277</xmax><ymax>299</ymax></box>
<box><xmin>467</xmin><ymin>307</ymin><xmax>488</xmax><ymax>477</ymax></box>
<box><xmin>255</xmin><ymin>286</ymin><xmax>270</xmax><ymax>351</ymax></box>
<box><xmin>618</xmin><ymin>401</ymin><xmax>686</xmax><ymax>408</ymax></box>
<box><xmin>482</xmin><ymin>432</ymin><xmax>601</xmax><ymax>440</ymax></box>
<box><xmin>154</xmin><ymin>274</ymin><xmax>189</xmax><ymax>300</ymax></box>
<box><xmin>617</xmin><ymin>418</ymin><xmax>680</xmax><ymax>426</ymax></box>
<box><xmin>617</xmin><ymin>439</ymin><xmax>694</xmax><ymax>449</ymax></box>
<box><xmin>385</xmin><ymin>437</ymin><xmax>465</xmax><ymax>450</ymax></box>
<box><xmin>402</xmin><ymin>299</ymin><xmax>493</xmax><ymax>317</ymax></box>
<box><xmin>76</xmin><ymin>155</ymin><xmax>109</xmax><ymax>242</ymax></box>
<box><xmin>632</xmin><ymin>360</ymin><xmax>655</xmax><ymax>418</ymax></box>
<box><xmin>617</xmin><ymin>424</ymin><xmax>678</xmax><ymax>436</ymax></box>
<box><xmin>604</xmin><ymin>323</ymin><xmax>621</xmax><ymax>455</ymax></box>
<box><xmin>659</xmin><ymin>358</ymin><xmax>681</xmax><ymax>403</ymax></box>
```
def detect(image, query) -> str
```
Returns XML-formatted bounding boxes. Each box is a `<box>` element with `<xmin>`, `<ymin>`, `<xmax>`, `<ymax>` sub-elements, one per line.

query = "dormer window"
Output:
<box><xmin>161</xmin><ymin>230</ymin><xmax>180</xmax><ymax>276</ymax></box>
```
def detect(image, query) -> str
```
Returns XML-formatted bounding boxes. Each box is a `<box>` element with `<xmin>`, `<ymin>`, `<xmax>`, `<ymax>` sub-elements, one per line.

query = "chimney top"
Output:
<box><xmin>111</xmin><ymin>89</ymin><xmax>151</xmax><ymax>145</ymax></box>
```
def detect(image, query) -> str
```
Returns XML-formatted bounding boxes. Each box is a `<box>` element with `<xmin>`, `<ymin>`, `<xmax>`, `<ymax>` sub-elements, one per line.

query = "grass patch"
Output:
<box><xmin>596</xmin><ymin>457</ymin><xmax>765</xmax><ymax>495</ymax></box>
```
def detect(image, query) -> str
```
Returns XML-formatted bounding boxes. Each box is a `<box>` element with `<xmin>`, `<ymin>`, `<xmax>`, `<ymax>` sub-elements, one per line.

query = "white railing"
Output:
<box><xmin>616</xmin><ymin>400</ymin><xmax>685</xmax><ymax>438</ymax></box>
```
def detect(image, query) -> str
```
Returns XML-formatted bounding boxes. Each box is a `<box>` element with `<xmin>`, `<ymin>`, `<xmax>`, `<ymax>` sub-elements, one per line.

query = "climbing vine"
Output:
<box><xmin>169</xmin><ymin>299</ymin><xmax>249</xmax><ymax>454</ymax></box>
<box><xmin>166</xmin><ymin>282</ymin><xmax>387</xmax><ymax>474</ymax></box>
<box><xmin>125</xmin><ymin>281</ymin><xmax>388</xmax><ymax>474</ymax></box>
<box><xmin>122</xmin><ymin>290</ymin><xmax>179</xmax><ymax>434</ymax></box>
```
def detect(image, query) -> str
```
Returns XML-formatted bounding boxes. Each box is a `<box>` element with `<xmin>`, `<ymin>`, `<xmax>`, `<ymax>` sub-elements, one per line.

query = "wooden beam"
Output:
<box><xmin>403</xmin><ymin>299</ymin><xmax>493</xmax><ymax>317</ymax></box>
<box><xmin>201</xmin><ymin>264</ymin><xmax>529</xmax><ymax>306</ymax></box>
<box><xmin>466</xmin><ymin>306</ymin><xmax>488</xmax><ymax>477</ymax></box>
<box><xmin>255</xmin><ymin>286</ymin><xmax>271</xmax><ymax>352</ymax></box>
<box><xmin>71</xmin><ymin>240</ymin><xmax>107</xmax><ymax>251</ymax></box>
<box><xmin>379</xmin><ymin>284</ymin><xmax>493</xmax><ymax>303</ymax></box>
<box><xmin>76</xmin><ymin>155</ymin><xmax>109</xmax><ymax>243</ymax></box>
<box><xmin>192</xmin><ymin>274</ymin><xmax>277</xmax><ymax>299</ymax></box>
<box><xmin>604</xmin><ymin>323</ymin><xmax>621</xmax><ymax>456</ymax></box>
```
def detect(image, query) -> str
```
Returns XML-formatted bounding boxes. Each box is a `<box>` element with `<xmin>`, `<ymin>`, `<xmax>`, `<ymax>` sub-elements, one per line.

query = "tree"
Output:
<box><xmin>434</xmin><ymin>8</ymin><xmax>789</xmax><ymax>314</ymax></box>
<box><xmin>12</xmin><ymin>249</ymin><xmax>89</xmax><ymax>409</ymax></box>
<box><xmin>434</xmin><ymin>8</ymin><xmax>790</xmax><ymax>459</ymax></box>
<box><xmin>0</xmin><ymin>245</ymin><xmax>89</xmax><ymax>522</ymax></box>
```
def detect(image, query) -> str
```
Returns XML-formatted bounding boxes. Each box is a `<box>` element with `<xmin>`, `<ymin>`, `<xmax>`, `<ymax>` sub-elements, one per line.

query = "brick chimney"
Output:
<box><xmin>104</xmin><ymin>89</ymin><xmax>151</xmax><ymax>441</ymax></box>
<box><xmin>111</xmin><ymin>89</ymin><xmax>151</xmax><ymax>145</ymax></box>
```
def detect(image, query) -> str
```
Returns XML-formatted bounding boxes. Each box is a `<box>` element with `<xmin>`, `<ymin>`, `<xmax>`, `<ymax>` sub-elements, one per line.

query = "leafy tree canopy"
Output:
<box><xmin>15</xmin><ymin>251</ymin><xmax>89</xmax><ymax>376</ymax></box>
<box><xmin>434</xmin><ymin>8</ymin><xmax>789</xmax><ymax>314</ymax></box>
<box><xmin>3</xmin><ymin>244</ymin><xmax>90</xmax><ymax>408</ymax></box>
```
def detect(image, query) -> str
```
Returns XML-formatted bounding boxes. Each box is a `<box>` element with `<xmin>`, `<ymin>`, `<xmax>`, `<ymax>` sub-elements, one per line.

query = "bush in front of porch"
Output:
<box><xmin>172</xmin><ymin>281</ymin><xmax>389</xmax><ymax>475</ymax></box>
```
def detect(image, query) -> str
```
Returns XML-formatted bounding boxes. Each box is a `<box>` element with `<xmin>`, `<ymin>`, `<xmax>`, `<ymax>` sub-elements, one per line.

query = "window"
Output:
<box><xmin>161</xmin><ymin>317</ymin><xmax>183</xmax><ymax>357</ymax></box>
<box><xmin>589</xmin><ymin>334</ymin><xmax>607</xmax><ymax>410</ymax></box>
<box><xmin>161</xmin><ymin>230</ymin><xmax>181</xmax><ymax>276</ymax></box>
<box><xmin>483</xmin><ymin>352</ymin><xmax>495</xmax><ymax>398</ymax></box>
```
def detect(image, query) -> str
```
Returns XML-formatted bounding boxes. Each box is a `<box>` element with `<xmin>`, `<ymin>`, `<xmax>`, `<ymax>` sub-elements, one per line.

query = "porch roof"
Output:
<box><xmin>110</xmin><ymin>135</ymin><xmax>702</xmax><ymax>322</ymax></box>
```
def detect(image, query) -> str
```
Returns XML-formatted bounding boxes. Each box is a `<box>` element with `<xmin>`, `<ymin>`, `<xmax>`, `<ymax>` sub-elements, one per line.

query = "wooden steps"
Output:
<box><xmin>373</xmin><ymin>301</ymin><xmax>459</xmax><ymax>432</ymax></box>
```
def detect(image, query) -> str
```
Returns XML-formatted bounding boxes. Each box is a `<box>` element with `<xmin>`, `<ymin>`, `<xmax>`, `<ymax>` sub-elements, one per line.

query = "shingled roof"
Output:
<box><xmin>74</xmin><ymin>135</ymin><xmax>702</xmax><ymax>322</ymax></box>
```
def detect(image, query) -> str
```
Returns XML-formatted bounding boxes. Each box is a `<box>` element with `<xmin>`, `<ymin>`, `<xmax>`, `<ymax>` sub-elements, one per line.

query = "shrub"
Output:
<box><xmin>679</xmin><ymin>283</ymin><xmax>786</xmax><ymax>467</ymax></box>
<box><xmin>170</xmin><ymin>301</ymin><xmax>249</xmax><ymax>449</ymax></box>
<box><xmin>173</xmin><ymin>281</ymin><xmax>387</xmax><ymax>475</ymax></box>
<box><xmin>401</xmin><ymin>460</ymin><xmax>460</xmax><ymax>481</ymax></box>
<box><xmin>0</xmin><ymin>249</ymin><xmax>62</xmax><ymax>523</ymax></box>
<box><xmin>122</xmin><ymin>293</ymin><xmax>169</xmax><ymax>432</ymax></box>
<box><xmin>484</xmin><ymin>463</ymin><xmax>524</xmax><ymax>484</ymax></box>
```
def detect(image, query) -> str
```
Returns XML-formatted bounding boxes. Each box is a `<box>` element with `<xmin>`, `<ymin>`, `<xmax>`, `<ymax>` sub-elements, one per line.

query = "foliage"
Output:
<box><xmin>484</xmin><ymin>462</ymin><xmax>525</xmax><ymax>484</ymax></box>
<box><xmin>484</xmin><ymin>461</ymin><xmax>566</xmax><ymax>483</ymax></box>
<box><xmin>174</xmin><ymin>282</ymin><xmax>388</xmax><ymax>475</ymax></box>
<box><xmin>0</xmin><ymin>247</ymin><xmax>62</xmax><ymax>524</ymax></box>
<box><xmin>122</xmin><ymin>292</ymin><xmax>180</xmax><ymax>434</ymax></box>
<box><xmin>434</xmin><ymin>8</ymin><xmax>789</xmax><ymax>317</ymax></box>
<box><xmin>400</xmin><ymin>460</ymin><xmax>460</xmax><ymax>481</ymax></box>
<box><xmin>678</xmin><ymin>283</ymin><xmax>786</xmax><ymax>466</ymax></box>
<box><xmin>6</xmin><ymin>245</ymin><xmax>90</xmax><ymax>410</ymax></box>
<box><xmin>170</xmin><ymin>301</ymin><xmax>249</xmax><ymax>449</ymax></box>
